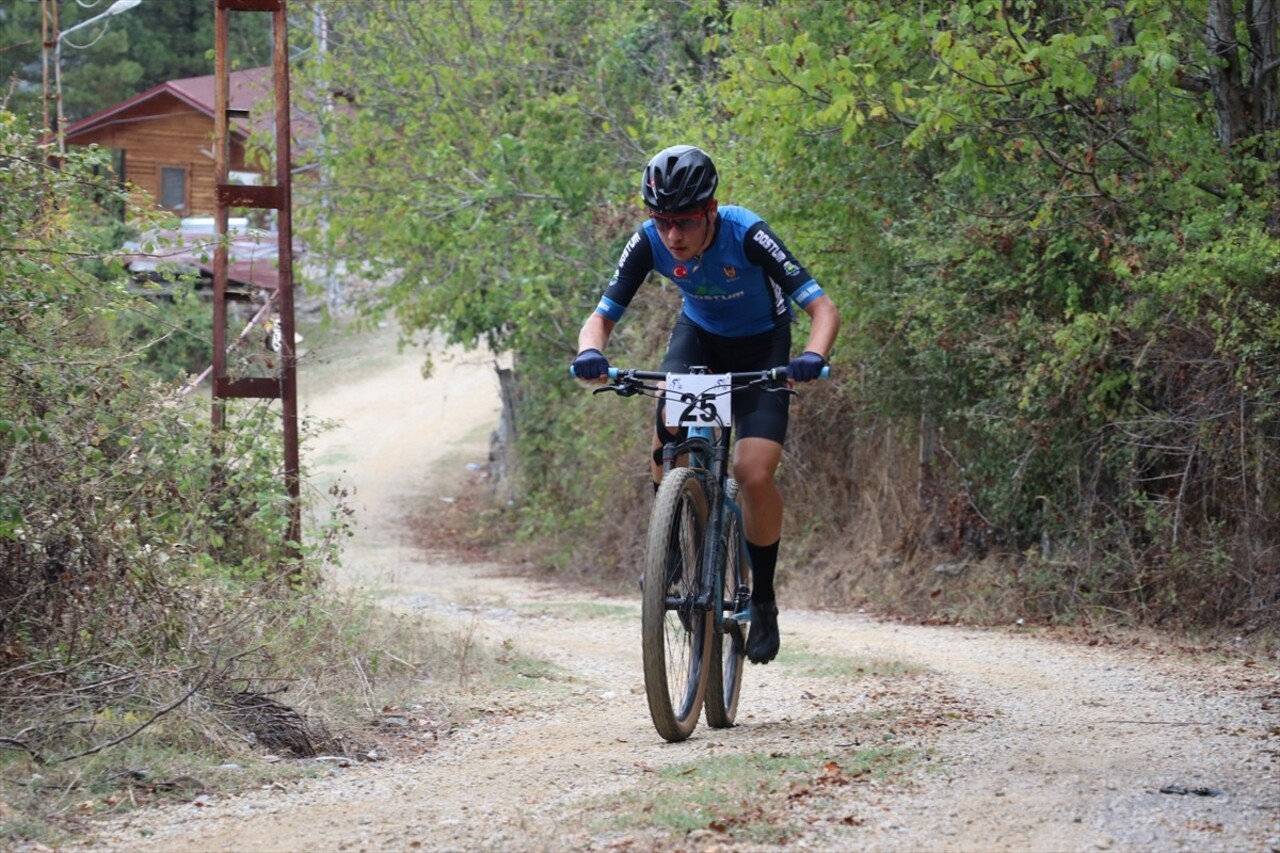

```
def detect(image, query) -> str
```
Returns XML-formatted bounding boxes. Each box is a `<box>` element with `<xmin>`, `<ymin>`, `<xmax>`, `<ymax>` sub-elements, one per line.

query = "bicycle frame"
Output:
<box><xmin>660</xmin><ymin>419</ymin><xmax>748</xmax><ymax>634</ymax></box>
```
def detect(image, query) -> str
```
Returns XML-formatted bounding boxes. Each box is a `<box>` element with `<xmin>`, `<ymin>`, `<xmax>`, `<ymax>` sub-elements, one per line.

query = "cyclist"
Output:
<box><xmin>572</xmin><ymin>144</ymin><xmax>840</xmax><ymax>665</ymax></box>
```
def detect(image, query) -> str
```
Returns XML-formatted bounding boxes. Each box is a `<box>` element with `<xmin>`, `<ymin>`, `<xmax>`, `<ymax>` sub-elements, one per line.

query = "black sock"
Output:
<box><xmin>747</xmin><ymin>539</ymin><xmax>779</xmax><ymax>605</ymax></box>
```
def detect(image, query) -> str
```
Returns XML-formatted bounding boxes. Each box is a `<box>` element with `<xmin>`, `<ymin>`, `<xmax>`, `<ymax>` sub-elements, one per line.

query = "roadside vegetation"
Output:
<box><xmin>602</xmin><ymin>747</ymin><xmax>916</xmax><ymax>845</ymax></box>
<box><xmin>291</xmin><ymin>0</ymin><xmax>1280</xmax><ymax>645</ymax></box>
<box><xmin>0</xmin><ymin>112</ymin><xmax>493</xmax><ymax>846</ymax></box>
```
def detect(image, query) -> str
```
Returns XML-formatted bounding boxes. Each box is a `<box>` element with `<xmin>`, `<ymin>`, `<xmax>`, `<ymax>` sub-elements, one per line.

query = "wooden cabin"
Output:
<box><xmin>61</xmin><ymin>67</ymin><xmax>309</xmax><ymax>219</ymax></box>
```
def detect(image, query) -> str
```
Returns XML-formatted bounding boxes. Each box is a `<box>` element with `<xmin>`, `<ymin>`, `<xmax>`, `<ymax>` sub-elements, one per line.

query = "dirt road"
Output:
<box><xmin>81</xmin><ymin>327</ymin><xmax>1279</xmax><ymax>852</ymax></box>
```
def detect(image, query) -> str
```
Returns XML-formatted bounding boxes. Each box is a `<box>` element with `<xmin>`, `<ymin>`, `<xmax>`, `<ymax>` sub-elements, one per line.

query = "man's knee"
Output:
<box><xmin>733</xmin><ymin>440</ymin><xmax>783</xmax><ymax>489</ymax></box>
<box><xmin>732</xmin><ymin>459</ymin><xmax>776</xmax><ymax>492</ymax></box>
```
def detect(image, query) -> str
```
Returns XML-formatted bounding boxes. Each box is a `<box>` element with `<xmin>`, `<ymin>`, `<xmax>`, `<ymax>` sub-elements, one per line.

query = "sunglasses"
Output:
<box><xmin>649</xmin><ymin>210</ymin><xmax>706</xmax><ymax>233</ymax></box>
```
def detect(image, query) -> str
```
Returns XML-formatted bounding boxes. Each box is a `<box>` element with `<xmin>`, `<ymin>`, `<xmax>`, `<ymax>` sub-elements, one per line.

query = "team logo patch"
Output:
<box><xmin>784</xmin><ymin>261</ymin><xmax>800</xmax><ymax>276</ymax></box>
<box><xmin>673</xmin><ymin>264</ymin><xmax>689</xmax><ymax>278</ymax></box>
<box><xmin>723</xmin><ymin>265</ymin><xmax>737</xmax><ymax>279</ymax></box>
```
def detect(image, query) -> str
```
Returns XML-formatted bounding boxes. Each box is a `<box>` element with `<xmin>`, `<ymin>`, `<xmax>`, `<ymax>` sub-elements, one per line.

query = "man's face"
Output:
<box><xmin>650</xmin><ymin>201</ymin><xmax>716</xmax><ymax>261</ymax></box>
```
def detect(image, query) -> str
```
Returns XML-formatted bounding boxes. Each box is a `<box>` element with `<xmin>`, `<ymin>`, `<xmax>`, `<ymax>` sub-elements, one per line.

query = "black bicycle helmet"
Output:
<box><xmin>641</xmin><ymin>145</ymin><xmax>718</xmax><ymax>214</ymax></box>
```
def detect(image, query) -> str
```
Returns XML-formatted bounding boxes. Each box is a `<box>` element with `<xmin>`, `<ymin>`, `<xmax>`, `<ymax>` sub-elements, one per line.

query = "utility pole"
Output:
<box><xmin>52</xmin><ymin>0</ymin><xmax>142</xmax><ymax>157</ymax></box>
<box><xmin>212</xmin><ymin>0</ymin><xmax>303</xmax><ymax>575</ymax></box>
<box><xmin>40</xmin><ymin>0</ymin><xmax>56</xmax><ymax>140</ymax></box>
<box><xmin>314</xmin><ymin>5</ymin><xmax>340</xmax><ymax>313</ymax></box>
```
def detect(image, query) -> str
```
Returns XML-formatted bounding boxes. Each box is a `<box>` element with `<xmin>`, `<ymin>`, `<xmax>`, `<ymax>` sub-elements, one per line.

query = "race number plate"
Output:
<box><xmin>665</xmin><ymin>373</ymin><xmax>732</xmax><ymax>428</ymax></box>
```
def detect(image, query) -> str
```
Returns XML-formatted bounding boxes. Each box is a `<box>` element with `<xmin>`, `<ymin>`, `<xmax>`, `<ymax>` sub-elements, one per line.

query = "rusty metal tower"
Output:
<box><xmin>212</xmin><ymin>0</ymin><xmax>302</xmax><ymax>563</ymax></box>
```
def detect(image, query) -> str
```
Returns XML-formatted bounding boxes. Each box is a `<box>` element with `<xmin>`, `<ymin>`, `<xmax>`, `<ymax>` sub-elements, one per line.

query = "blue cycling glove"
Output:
<box><xmin>787</xmin><ymin>351</ymin><xmax>827</xmax><ymax>382</ymax></box>
<box><xmin>572</xmin><ymin>348</ymin><xmax>610</xmax><ymax>380</ymax></box>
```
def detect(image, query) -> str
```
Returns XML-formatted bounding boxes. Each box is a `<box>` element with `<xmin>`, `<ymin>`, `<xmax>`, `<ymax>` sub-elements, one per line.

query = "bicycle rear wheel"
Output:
<box><xmin>642</xmin><ymin>467</ymin><xmax>712</xmax><ymax>742</ymax></box>
<box><xmin>704</xmin><ymin>501</ymin><xmax>748</xmax><ymax>728</ymax></box>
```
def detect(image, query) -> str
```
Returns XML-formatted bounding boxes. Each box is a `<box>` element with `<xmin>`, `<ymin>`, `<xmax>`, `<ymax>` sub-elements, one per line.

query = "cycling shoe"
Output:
<box><xmin>745</xmin><ymin>600</ymin><xmax>780</xmax><ymax>664</ymax></box>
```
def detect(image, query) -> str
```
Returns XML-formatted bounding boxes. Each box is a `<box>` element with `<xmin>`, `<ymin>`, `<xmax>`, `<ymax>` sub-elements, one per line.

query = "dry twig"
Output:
<box><xmin>49</xmin><ymin>671</ymin><xmax>211</xmax><ymax>765</ymax></box>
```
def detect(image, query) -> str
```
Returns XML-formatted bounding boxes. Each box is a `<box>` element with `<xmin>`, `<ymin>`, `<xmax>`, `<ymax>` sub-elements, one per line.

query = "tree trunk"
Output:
<box><xmin>1206</xmin><ymin>0</ymin><xmax>1250</xmax><ymax>149</ymax></box>
<box><xmin>488</xmin><ymin>363</ymin><xmax>518</xmax><ymax>502</ymax></box>
<box><xmin>1244</xmin><ymin>0</ymin><xmax>1280</xmax><ymax>218</ymax></box>
<box><xmin>1244</xmin><ymin>0</ymin><xmax>1280</xmax><ymax>132</ymax></box>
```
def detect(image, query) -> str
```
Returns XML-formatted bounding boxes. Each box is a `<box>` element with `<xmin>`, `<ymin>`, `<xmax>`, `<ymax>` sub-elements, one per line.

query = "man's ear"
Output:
<box><xmin>706</xmin><ymin>199</ymin><xmax>719</xmax><ymax>216</ymax></box>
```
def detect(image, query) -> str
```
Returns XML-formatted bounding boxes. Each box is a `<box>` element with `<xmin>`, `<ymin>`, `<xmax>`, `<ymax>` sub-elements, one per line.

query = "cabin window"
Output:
<box><xmin>160</xmin><ymin>166</ymin><xmax>187</xmax><ymax>211</ymax></box>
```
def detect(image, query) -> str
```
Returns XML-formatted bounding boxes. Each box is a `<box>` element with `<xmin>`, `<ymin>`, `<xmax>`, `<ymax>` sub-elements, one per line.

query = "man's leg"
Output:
<box><xmin>651</xmin><ymin>391</ymin><xmax>687</xmax><ymax>491</ymax></box>
<box><xmin>651</xmin><ymin>401</ymin><xmax>666</xmax><ymax>491</ymax></box>
<box><xmin>734</xmin><ymin>437</ymin><xmax>784</xmax><ymax>664</ymax></box>
<box><xmin>655</xmin><ymin>317</ymin><xmax>701</xmax><ymax>490</ymax></box>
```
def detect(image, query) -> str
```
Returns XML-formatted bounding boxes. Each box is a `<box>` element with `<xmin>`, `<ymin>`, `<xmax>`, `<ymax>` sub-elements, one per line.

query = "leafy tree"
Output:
<box><xmin>711</xmin><ymin>0</ymin><xmax>1280</xmax><ymax>625</ymax></box>
<box><xmin>292</xmin><ymin>0</ymin><xmax>727</xmax><ymax>535</ymax></box>
<box><xmin>0</xmin><ymin>0</ymin><xmax>270</xmax><ymax>128</ymax></box>
<box><xmin>297</xmin><ymin>0</ymin><xmax>711</xmax><ymax>349</ymax></box>
<box><xmin>289</xmin><ymin>0</ymin><xmax>1279</xmax><ymax>631</ymax></box>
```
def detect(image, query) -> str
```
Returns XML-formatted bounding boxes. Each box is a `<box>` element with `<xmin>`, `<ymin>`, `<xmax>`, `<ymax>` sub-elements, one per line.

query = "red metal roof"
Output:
<box><xmin>63</xmin><ymin>67</ymin><xmax>275</xmax><ymax>142</ymax></box>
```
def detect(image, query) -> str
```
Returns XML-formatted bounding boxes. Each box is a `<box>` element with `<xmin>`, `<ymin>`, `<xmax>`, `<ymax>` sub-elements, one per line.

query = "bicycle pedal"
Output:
<box><xmin>727</xmin><ymin>602</ymin><xmax>755</xmax><ymax>624</ymax></box>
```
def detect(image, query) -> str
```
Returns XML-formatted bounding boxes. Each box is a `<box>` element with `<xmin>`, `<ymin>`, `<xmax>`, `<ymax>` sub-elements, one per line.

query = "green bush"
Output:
<box><xmin>0</xmin><ymin>110</ymin><xmax>351</xmax><ymax>809</ymax></box>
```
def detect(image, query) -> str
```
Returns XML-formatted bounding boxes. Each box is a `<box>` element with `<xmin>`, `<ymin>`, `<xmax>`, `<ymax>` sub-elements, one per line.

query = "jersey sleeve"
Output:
<box><xmin>743</xmin><ymin>221</ymin><xmax>826</xmax><ymax>308</ymax></box>
<box><xmin>594</xmin><ymin>228</ymin><xmax>655</xmax><ymax>322</ymax></box>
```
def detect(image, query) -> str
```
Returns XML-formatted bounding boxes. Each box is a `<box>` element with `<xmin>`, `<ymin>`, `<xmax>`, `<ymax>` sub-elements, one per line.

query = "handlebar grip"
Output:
<box><xmin>569</xmin><ymin>365</ymin><xmax>621</xmax><ymax>380</ymax></box>
<box><xmin>772</xmin><ymin>365</ymin><xmax>831</xmax><ymax>381</ymax></box>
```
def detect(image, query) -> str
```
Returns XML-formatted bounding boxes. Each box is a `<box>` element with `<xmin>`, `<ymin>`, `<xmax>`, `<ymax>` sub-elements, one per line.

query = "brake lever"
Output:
<box><xmin>593</xmin><ymin>380</ymin><xmax>645</xmax><ymax>397</ymax></box>
<box><xmin>615</xmin><ymin>381</ymin><xmax>648</xmax><ymax>398</ymax></box>
<box><xmin>752</xmin><ymin>376</ymin><xmax>797</xmax><ymax>396</ymax></box>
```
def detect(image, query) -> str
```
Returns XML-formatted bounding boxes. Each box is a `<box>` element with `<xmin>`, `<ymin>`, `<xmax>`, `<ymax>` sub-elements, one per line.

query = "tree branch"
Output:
<box><xmin>50</xmin><ymin>671</ymin><xmax>211</xmax><ymax>765</ymax></box>
<box><xmin>0</xmin><ymin>737</ymin><xmax>43</xmax><ymax>764</ymax></box>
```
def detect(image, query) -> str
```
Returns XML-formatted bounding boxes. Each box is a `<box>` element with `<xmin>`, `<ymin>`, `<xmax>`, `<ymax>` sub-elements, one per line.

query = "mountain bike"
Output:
<box><xmin>575</xmin><ymin>364</ymin><xmax>821</xmax><ymax>742</ymax></box>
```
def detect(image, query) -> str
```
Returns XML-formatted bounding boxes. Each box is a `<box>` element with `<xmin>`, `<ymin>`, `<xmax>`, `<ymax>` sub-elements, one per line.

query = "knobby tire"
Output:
<box><xmin>642</xmin><ymin>467</ymin><xmax>712</xmax><ymax>742</ymax></box>
<box><xmin>704</xmin><ymin>504</ymin><xmax>748</xmax><ymax>728</ymax></box>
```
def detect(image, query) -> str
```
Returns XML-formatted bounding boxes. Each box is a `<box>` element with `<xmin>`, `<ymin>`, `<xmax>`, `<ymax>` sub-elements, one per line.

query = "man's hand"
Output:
<box><xmin>787</xmin><ymin>351</ymin><xmax>826</xmax><ymax>382</ymax></box>
<box><xmin>572</xmin><ymin>348</ymin><xmax>610</xmax><ymax>380</ymax></box>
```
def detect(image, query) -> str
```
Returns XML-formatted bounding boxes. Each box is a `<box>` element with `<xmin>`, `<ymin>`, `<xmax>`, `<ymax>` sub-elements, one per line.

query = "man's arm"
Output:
<box><xmin>577</xmin><ymin>311</ymin><xmax>617</xmax><ymax>354</ymax></box>
<box><xmin>800</xmin><ymin>294</ymin><xmax>840</xmax><ymax>360</ymax></box>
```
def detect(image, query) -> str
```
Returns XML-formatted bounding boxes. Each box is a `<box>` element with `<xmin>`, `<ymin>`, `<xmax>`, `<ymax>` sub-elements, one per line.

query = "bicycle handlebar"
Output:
<box><xmin>569</xmin><ymin>365</ymin><xmax>830</xmax><ymax>382</ymax></box>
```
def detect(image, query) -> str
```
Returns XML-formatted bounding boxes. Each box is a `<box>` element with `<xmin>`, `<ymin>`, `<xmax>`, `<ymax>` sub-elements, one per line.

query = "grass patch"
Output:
<box><xmin>0</xmin><ymin>583</ymin><xmax>533</xmax><ymax>849</ymax></box>
<box><xmin>647</xmin><ymin>752</ymin><xmax>809</xmax><ymax>838</ymax></box>
<box><xmin>515</xmin><ymin>601</ymin><xmax>636</xmax><ymax>621</ymax></box>
<box><xmin>777</xmin><ymin>643</ymin><xmax>926</xmax><ymax>680</ymax></box>
<box><xmin>485</xmin><ymin>638</ymin><xmax>575</xmax><ymax>696</ymax></box>
<box><xmin>596</xmin><ymin>747</ymin><xmax>916</xmax><ymax>845</ymax></box>
<box><xmin>1</xmin><ymin>745</ymin><xmax>329</xmax><ymax>830</ymax></box>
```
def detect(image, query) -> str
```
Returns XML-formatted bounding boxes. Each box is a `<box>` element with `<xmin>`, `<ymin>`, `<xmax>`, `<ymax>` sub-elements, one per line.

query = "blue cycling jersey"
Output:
<box><xmin>594</xmin><ymin>205</ymin><xmax>826</xmax><ymax>337</ymax></box>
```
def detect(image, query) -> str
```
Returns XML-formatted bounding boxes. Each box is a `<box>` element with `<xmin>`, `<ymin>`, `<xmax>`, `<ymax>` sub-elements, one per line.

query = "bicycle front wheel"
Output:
<box><xmin>642</xmin><ymin>467</ymin><xmax>712</xmax><ymax>742</ymax></box>
<box><xmin>705</xmin><ymin>503</ymin><xmax>748</xmax><ymax>728</ymax></box>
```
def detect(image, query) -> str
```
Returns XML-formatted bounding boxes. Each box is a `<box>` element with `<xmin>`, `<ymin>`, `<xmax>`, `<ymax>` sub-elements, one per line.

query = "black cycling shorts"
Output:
<box><xmin>658</xmin><ymin>313</ymin><xmax>792</xmax><ymax>444</ymax></box>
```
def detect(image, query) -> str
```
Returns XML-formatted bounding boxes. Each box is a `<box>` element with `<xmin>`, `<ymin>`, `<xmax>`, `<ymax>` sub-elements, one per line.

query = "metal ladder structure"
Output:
<box><xmin>212</xmin><ymin>0</ymin><xmax>302</xmax><ymax>564</ymax></box>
